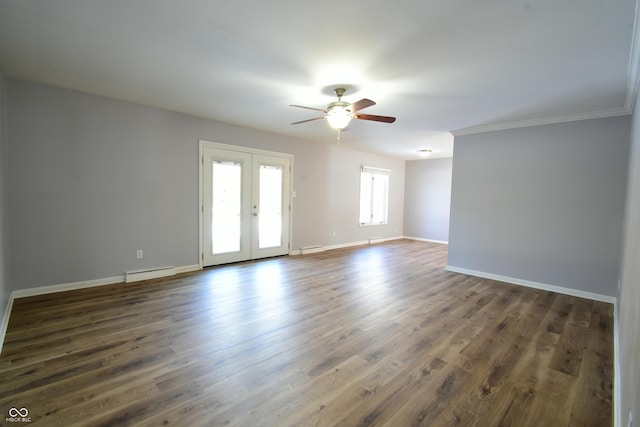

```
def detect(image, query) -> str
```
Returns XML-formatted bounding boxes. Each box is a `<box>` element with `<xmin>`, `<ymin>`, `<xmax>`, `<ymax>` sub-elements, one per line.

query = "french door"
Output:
<box><xmin>200</xmin><ymin>141</ymin><xmax>292</xmax><ymax>266</ymax></box>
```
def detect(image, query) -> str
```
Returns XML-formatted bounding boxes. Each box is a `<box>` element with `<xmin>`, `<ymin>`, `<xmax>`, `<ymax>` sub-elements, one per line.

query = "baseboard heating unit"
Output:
<box><xmin>125</xmin><ymin>266</ymin><xmax>176</xmax><ymax>283</ymax></box>
<box><xmin>300</xmin><ymin>245</ymin><xmax>323</xmax><ymax>255</ymax></box>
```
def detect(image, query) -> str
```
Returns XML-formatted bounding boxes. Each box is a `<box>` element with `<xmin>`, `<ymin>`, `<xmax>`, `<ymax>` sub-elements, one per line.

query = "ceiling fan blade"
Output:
<box><xmin>350</xmin><ymin>98</ymin><xmax>376</xmax><ymax>112</ymax></box>
<box><xmin>290</xmin><ymin>104</ymin><xmax>327</xmax><ymax>113</ymax></box>
<box><xmin>354</xmin><ymin>113</ymin><xmax>396</xmax><ymax>123</ymax></box>
<box><xmin>291</xmin><ymin>117</ymin><xmax>325</xmax><ymax>125</ymax></box>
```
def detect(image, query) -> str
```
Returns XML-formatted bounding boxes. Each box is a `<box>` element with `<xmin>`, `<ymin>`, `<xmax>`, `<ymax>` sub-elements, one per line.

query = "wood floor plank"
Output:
<box><xmin>0</xmin><ymin>240</ymin><xmax>613</xmax><ymax>426</ymax></box>
<box><xmin>567</xmin><ymin>309</ymin><xmax>614</xmax><ymax>426</ymax></box>
<box><xmin>376</xmin><ymin>358</ymin><xmax>470</xmax><ymax>427</ymax></box>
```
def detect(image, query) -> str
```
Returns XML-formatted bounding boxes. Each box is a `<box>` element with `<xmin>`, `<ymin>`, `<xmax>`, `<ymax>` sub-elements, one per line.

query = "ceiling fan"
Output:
<box><xmin>290</xmin><ymin>88</ymin><xmax>396</xmax><ymax>133</ymax></box>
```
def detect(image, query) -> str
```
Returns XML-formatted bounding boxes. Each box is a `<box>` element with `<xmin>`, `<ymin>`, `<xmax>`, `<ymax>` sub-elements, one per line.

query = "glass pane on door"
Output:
<box><xmin>212</xmin><ymin>161</ymin><xmax>242</xmax><ymax>254</ymax></box>
<box><xmin>258</xmin><ymin>164</ymin><xmax>283</xmax><ymax>249</ymax></box>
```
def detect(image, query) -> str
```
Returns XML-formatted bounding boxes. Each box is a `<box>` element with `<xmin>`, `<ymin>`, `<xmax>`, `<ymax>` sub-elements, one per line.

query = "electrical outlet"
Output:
<box><xmin>332</xmin><ymin>231</ymin><xmax>336</xmax><ymax>237</ymax></box>
<box><xmin>136</xmin><ymin>249</ymin><xmax>143</xmax><ymax>259</ymax></box>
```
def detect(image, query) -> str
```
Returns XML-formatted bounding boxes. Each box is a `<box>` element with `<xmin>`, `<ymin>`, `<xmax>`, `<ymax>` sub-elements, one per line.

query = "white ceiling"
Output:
<box><xmin>0</xmin><ymin>0</ymin><xmax>637</xmax><ymax>160</ymax></box>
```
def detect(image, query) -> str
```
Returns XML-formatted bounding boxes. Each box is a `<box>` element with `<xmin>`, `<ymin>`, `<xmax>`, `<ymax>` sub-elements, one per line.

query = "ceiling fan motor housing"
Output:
<box><xmin>328</xmin><ymin>101</ymin><xmax>352</xmax><ymax>113</ymax></box>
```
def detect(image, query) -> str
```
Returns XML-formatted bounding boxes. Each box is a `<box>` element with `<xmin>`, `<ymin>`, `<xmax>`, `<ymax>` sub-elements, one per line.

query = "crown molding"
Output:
<box><xmin>454</xmin><ymin>0</ymin><xmax>640</xmax><ymax>138</ymax></box>
<box><xmin>451</xmin><ymin>107</ymin><xmax>630</xmax><ymax>137</ymax></box>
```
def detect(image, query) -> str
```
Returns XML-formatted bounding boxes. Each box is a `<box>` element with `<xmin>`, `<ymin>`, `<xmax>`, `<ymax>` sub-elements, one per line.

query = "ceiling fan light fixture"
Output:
<box><xmin>326</xmin><ymin>106</ymin><xmax>352</xmax><ymax>129</ymax></box>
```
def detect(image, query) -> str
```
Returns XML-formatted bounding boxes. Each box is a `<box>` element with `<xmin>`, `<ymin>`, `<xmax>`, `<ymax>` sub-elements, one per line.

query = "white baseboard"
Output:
<box><xmin>613</xmin><ymin>305</ymin><xmax>621</xmax><ymax>427</ymax></box>
<box><xmin>0</xmin><ymin>264</ymin><xmax>201</xmax><ymax>355</ymax></box>
<box><xmin>293</xmin><ymin>236</ymin><xmax>404</xmax><ymax>256</ymax></box>
<box><xmin>403</xmin><ymin>236</ymin><xmax>449</xmax><ymax>245</ymax></box>
<box><xmin>445</xmin><ymin>265</ymin><xmax>616</xmax><ymax>304</ymax></box>
<box><xmin>11</xmin><ymin>275</ymin><xmax>125</xmax><ymax>299</ymax></box>
<box><xmin>10</xmin><ymin>264</ymin><xmax>201</xmax><ymax>300</ymax></box>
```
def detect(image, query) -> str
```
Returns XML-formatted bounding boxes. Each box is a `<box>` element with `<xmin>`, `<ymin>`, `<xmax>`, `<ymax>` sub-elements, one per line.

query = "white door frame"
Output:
<box><xmin>198</xmin><ymin>140</ymin><xmax>294</xmax><ymax>268</ymax></box>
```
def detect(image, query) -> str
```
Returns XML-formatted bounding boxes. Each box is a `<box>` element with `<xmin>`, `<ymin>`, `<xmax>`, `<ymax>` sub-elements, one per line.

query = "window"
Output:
<box><xmin>359</xmin><ymin>165</ymin><xmax>390</xmax><ymax>225</ymax></box>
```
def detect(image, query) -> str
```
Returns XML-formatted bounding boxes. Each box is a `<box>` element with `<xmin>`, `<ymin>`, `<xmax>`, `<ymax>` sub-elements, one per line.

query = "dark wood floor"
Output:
<box><xmin>0</xmin><ymin>240</ymin><xmax>613</xmax><ymax>426</ymax></box>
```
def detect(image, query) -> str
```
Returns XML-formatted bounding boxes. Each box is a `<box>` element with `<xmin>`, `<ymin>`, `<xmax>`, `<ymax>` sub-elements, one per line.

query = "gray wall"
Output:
<box><xmin>403</xmin><ymin>158</ymin><xmax>452</xmax><ymax>242</ymax></box>
<box><xmin>618</xmin><ymin>92</ymin><xmax>640</xmax><ymax>427</ymax></box>
<box><xmin>0</xmin><ymin>70</ymin><xmax>9</xmax><ymax>327</ymax></box>
<box><xmin>324</xmin><ymin>145</ymin><xmax>405</xmax><ymax>244</ymax></box>
<box><xmin>6</xmin><ymin>79</ymin><xmax>404</xmax><ymax>290</ymax></box>
<box><xmin>449</xmin><ymin>116</ymin><xmax>630</xmax><ymax>297</ymax></box>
